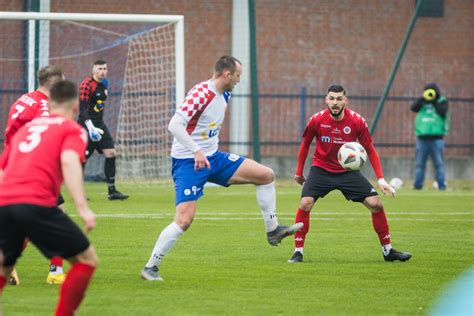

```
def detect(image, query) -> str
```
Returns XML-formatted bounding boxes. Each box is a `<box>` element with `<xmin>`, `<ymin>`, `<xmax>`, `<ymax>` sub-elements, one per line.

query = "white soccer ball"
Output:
<box><xmin>389</xmin><ymin>177</ymin><xmax>403</xmax><ymax>190</ymax></box>
<box><xmin>337</xmin><ymin>142</ymin><xmax>367</xmax><ymax>171</ymax></box>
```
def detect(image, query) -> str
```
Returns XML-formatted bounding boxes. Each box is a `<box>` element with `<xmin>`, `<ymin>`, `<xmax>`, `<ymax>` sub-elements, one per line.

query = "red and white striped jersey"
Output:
<box><xmin>171</xmin><ymin>80</ymin><xmax>231</xmax><ymax>158</ymax></box>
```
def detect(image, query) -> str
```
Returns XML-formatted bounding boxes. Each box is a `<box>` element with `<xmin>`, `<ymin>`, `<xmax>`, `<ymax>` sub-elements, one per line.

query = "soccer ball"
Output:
<box><xmin>337</xmin><ymin>142</ymin><xmax>367</xmax><ymax>171</ymax></box>
<box><xmin>389</xmin><ymin>177</ymin><xmax>403</xmax><ymax>190</ymax></box>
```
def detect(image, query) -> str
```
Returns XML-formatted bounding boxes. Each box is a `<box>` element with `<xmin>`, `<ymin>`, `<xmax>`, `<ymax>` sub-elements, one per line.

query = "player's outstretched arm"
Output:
<box><xmin>61</xmin><ymin>150</ymin><xmax>96</xmax><ymax>231</ymax></box>
<box><xmin>294</xmin><ymin>135</ymin><xmax>312</xmax><ymax>185</ymax></box>
<box><xmin>363</xmin><ymin>142</ymin><xmax>396</xmax><ymax>197</ymax></box>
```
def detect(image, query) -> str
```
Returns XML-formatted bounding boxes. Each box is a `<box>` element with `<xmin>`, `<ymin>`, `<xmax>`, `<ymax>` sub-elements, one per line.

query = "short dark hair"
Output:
<box><xmin>94</xmin><ymin>59</ymin><xmax>107</xmax><ymax>66</ymax></box>
<box><xmin>327</xmin><ymin>85</ymin><xmax>346</xmax><ymax>95</ymax></box>
<box><xmin>214</xmin><ymin>56</ymin><xmax>241</xmax><ymax>74</ymax></box>
<box><xmin>38</xmin><ymin>65</ymin><xmax>63</xmax><ymax>87</ymax></box>
<box><xmin>50</xmin><ymin>80</ymin><xmax>78</xmax><ymax>106</ymax></box>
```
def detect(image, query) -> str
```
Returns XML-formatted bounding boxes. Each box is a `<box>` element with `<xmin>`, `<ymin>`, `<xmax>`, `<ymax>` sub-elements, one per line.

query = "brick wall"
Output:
<box><xmin>0</xmin><ymin>0</ymin><xmax>472</xmax><ymax>158</ymax></box>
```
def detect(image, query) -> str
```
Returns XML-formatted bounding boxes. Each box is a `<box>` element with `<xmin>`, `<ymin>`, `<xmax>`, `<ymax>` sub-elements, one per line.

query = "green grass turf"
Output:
<box><xmin>1</xmin><ymin>181</ymin><xmax>473</xmax><ymax>315</ymax></box>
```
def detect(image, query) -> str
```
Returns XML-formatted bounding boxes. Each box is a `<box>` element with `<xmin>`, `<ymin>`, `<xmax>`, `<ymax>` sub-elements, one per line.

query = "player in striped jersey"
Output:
<box><xmin>141</xmin><ymin>56</ymin><xmax>303</xmax><ymax>281</ymax></box>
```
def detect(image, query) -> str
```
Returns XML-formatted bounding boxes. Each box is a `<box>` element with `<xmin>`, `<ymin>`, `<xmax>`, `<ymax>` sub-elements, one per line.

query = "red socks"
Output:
<box><xmin>294</xmin><ymin>208</ymin><xmax>310</xmax><ymax>248</ymax></box>
<box><xmin>55</xmin><ymin>263</ymin><xmax>95</xmax><ymax>316</ymax></box>
<box><xmin>0</xmin><ymin>275</ymin><xmax>6</xmax><ymax>295</ymax></box>
<box><xmin>371</xmin><ymin>210</ymin><xmax>391</xmax><ymax>245</ymax></box>
<box><xmin>50</xmin><ymin>256</ymin><xmax>63</xmax><ymax>269</ymax></box>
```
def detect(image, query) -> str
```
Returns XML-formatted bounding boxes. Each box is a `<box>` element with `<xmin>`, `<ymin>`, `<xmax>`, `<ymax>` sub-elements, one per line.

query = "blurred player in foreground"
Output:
<box><xmin>2</xmin><ymin>65</ymin><xmax>66</xmax><ymax>285</ymax></box>
<box><xmin>141</xmin><ymin>56</ymin><xmax>303</xmax><ymax>281</ymax></box>
<box><xmin>0</xmin><ymin>80</ymin><xmax>98</xmax><ymax>315</ymax></box>
<box><xmin>288</xmin><ymin>85</ymin><xmax>411</xmax><ymax>263</ymax></box>
<box><xmin>78</xmin><ymin>59</ymin><xmax>128</xmax><ymax>200</ymax></box>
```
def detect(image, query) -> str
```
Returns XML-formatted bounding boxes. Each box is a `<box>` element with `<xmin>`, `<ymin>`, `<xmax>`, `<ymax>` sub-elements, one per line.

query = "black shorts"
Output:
<box><xmin>0</xmin><ymin>204</ymin><xmax>90</xmax><ymax>266</ymax></box>
<box><xmin>80</xmin><ymin>122</ymin><xmax>115</xmax><ymax>157</ymax></box>
<box><xmin>301</xmin><ymin>166</ymin><xmax>378</xmax><ymax>203</ymax></box>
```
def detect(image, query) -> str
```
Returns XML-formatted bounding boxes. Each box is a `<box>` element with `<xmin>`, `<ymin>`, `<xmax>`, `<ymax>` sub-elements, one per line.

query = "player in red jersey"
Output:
<box><xmin>0</xmin><ymin>80</ymin><xmax>98</xmax><ymax>315</ymax></box>
<box><xmin>287</xmin><ymin>85</ymin><xmax>411</xmax><ymax>263</ymax></box>
<box><xmin>1</xmin><ymin>65</ymin><xmax>67</xmax><ymax>285</ymax></box>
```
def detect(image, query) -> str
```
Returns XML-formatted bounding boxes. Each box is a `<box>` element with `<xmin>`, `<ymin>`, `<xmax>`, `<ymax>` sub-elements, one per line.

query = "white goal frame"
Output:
<box><xmin>0</xmin><ymin>11</ymin><xmax>185</xmax><ymax>106</ymax></box>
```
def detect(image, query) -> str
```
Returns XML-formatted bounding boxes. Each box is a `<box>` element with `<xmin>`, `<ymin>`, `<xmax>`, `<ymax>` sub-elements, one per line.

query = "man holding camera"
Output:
<box><xmin>411</xmin><ymin>83</ymin><xmax>449</xmax><ymax>190</ymax></box>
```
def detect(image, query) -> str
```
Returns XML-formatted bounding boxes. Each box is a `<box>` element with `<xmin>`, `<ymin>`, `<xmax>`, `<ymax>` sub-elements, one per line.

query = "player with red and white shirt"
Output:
<box><xmin>141</xmin><ymin>56</ymin><xmax>302</xmax><ymax>281</ymax></box>
<box><xmin>0</xmin><ymin>80</ymin><xmax>98</xmax><ymax>315</ymax></box>
<box><xmin>288</xmin><ymin>85</ymin><xmax>411</xmax><ymax>263</ymax></box>
<box><xmin>1</xmin><ymin>65</ymin><xmax>68</xmax><ymax>285</ymax></box>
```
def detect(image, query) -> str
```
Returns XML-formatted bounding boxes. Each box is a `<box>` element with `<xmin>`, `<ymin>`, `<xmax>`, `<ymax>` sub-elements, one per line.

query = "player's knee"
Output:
<box><xmin>175</xmin><ymin>213</ymin><xmax>194</xmax><ymax>231</ymax></box>
<box><xmin>176</xmin><ymin>217</ymin><xmax>193</xmax><ymax>231</ymax></box>
<box><xmin>258</xmin><ymin>166</ymin><xmax>274</xmax><ymax>184</ymax></box>
<box><xmin>104</xmin><ymin>149</ymin><xmax>116</xmax><ymax>158</ymax></box>
<box><xmin>366</xmin><ymin>196</ymin><xmax>383</xmax><ymax>213</ymax></box>
<box><xmin>72</xmin><ymin>245</ymin><xmax>99</xmax><ymax>267</ymax></box>
<box><xmin>300</xmin><ymin>197</ymin><xmax>314</xmax><ymax>211</ymax></box>
<box><xmin>84</xmin><ymin>246</ymin><xmax>99</xmax><ymax>267</ymax></box>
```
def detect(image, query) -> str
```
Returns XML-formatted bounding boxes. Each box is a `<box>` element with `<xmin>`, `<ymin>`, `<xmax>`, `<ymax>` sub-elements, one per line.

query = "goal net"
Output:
<box><xmin>0</xmin><ymin>12</ymin><xmax>184</xmax><ymax>181</ymax></box>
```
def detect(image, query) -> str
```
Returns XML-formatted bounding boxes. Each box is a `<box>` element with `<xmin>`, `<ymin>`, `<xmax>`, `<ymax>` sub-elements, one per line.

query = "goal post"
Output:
<box><xmin>0</xmin><ymin>12</ymin><xmax>185</xmax><ymax>180</ymax></box>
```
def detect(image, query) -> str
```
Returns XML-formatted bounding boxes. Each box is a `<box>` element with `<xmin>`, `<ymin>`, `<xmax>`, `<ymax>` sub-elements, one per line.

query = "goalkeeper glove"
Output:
<box><xmin>85</xmin><ymin>120</ymin><xmax>104</xmax><ymax>142</ymax></box>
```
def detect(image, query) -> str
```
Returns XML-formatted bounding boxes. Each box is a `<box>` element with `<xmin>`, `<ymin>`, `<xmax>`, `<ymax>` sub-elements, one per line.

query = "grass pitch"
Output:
<box><xmin>1</xmin><ymin>181</ymin><xmax>473</xmax><ymax>315</ymax></box>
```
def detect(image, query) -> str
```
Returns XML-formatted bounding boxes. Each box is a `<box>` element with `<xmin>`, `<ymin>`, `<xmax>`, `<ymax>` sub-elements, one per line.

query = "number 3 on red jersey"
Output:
<box><xmin>19</xmin><ymin>125</ymin><xmax>49</xmax><ymax>153</ymax></box>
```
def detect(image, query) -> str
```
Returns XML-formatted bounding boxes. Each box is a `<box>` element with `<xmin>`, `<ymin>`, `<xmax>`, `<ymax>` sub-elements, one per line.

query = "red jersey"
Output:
<box><xmin>4</xmin><ymin>90</ymin><xmax>49</xmax><ymax>146</ymax></box>
<box><xmin>296</xmin><ymin>107</ymin><xmax>383</xmax><ymax>178</ymax></box>
<box><xmin>0</xmin><ymin>114</ymin><xmax>88</xmax><ymax>207</ymax></box>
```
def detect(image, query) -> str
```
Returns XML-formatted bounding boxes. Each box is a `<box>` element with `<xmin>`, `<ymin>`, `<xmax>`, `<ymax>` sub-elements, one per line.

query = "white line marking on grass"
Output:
<box><xmin>69</xmin><ymin>213</ymin><xmax>473</xmax><ymax>222</ymax></box>
<box><xmin>81</xmin><ymin>211</ymin><xmax>474</xmax><ymax>216</ymax></box>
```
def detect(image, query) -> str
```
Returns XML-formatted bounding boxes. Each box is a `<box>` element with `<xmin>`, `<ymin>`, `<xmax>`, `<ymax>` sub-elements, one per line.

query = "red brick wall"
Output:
<box><xmin>50</xmin><ymin>0</ymin><xmax>233</xmax><ymax>92</ymax></box>
<box><xmin>0</xmin><ymin>0</ymin><xmax>472</xmax><ymax>158</ymax></box>
<box><xmin>254</xmin><ymin>0</ymin><xmax>473</xmax><ymax>157</ymax></box>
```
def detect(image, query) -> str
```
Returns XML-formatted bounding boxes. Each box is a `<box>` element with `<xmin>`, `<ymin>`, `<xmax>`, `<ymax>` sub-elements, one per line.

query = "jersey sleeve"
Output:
<box><xmin>4</xmin><ymin>99</ymin><xmax>36</xmax><ymax>145</ymax></box>
<box><xmin>295</xmin><ymin>115</ymin><xmax>318</xmax><ymax>176</ymax></box>
<box><xmin>61</xmin><ymin>126</ymin><xmax>88</xmax><ymax>163</ymax></box>
<box><xmin>356</xmin><ymin>117</ymin><xmax>383</xmax><ymax>179</ymax></box>
<box><xmin>79</xmin><ymin>79</ymin><xmax>94</xmax><ymax>121</ymax></box>
<box><xmin>175</xmin><ymin>84</ymin><xmax>215</xmax><ymax>126</ymax></box>
<box><xmin>0</xmin><ymin>143</ymin><xmax>11</xmax><ymax>170</ymax></box>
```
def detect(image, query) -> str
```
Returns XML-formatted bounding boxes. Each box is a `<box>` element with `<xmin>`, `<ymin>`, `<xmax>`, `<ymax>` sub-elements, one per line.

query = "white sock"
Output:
<box><xmin>382</xmin><ymin>244</ymin><xmax>392</xmax><ymax>256</ymax></box>
<box><xmin>256</xmin><ymin>181</ymin><xmax>279</xmax><ymax>232</ymax></box>
<box><xmin>145</xmin><ymin>221</ymin><xmax>184</xmax><ymax>268</ymax></box>
<box><xmin>295</xmin><ymin>247</ymin><xmax>304</xmax><ymax>254</ymax></box>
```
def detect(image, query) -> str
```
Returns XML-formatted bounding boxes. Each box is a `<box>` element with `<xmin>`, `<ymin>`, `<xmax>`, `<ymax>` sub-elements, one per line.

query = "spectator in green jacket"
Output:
<box><xmin>411</xmin><ymin>83</ymin><xmax>449</xmax><ymax>190</ymax></box>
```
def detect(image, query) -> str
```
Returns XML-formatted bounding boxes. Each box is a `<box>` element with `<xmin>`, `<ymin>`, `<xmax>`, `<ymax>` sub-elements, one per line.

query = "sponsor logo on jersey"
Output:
<box><xmin>331</xmin><ymin>128</ymin><xmax>341</xmax><ymax>134</ymax></box>
<box><xmin>343</xmin><ymin>126</ymin><xmax>351</xmax><ymax>134</ymax></box>
<box><xmin>370</xmin><ymin>188</ymin><xmax>377</xmax><ymax>193</ymax></box>
<box><xmin>94</xmin><ymin>100</ymin><xmax>104</xmax><ymax>112</ymax></box>
<box><xmin>321</xmin><ymin>136</ymin><xmax>331</xmax><ymax>143</ymax></box>
<box><xmin>333</xmin><ymin>137</ymin><xmax>345</xmax><ymax>144</ymax></box>
<box><xmin>321</xmin><ymin>124</ymin><xmax>331</xmax><ymax>128</ymax></box>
